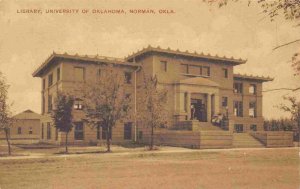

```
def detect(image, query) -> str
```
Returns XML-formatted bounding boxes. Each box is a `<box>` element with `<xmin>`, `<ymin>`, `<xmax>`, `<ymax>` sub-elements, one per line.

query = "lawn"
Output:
<box><xmin>0</xmin><ymin>145</ymin><xmax>299</xmax><ymax>189</ymax></box>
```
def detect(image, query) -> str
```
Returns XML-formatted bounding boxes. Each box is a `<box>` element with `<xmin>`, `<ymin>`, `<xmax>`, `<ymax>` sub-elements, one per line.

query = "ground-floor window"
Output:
<box><xmin>234</xmin><ymin>124</ymin><xmax>244</xmax><ymax>133</ymax></box>
<box><xmin>250</xmin><ymin>124</ymin><xmax>257</xmax><ymax>131</ymax></box>
<box><xmin>74</xmin><ymin>122</ymin><xmax>84</xmax><ymax>140</ymax></box>
<box><xmin>55</xmin><ymin>128</ymin><xmax>58</xmax><ymax>140</ymax></box>
<box><xmin>47</xmin><ymin>122</ymin><xmax>51</xmax><ymax>139</ymax></box>
<box><xmin>138</xmin><ymin>131</ymin><xmax>143</xmax><ymax>140</ymax></box>
<box><xmin>29</xmin><ymin>127</ymin><xmax>33</xmax><ymax>134</ymax></box>
<box><xmin>17</xmin><ymin>127</ymin><xmax>22</xmax><ymax>134</ymax></box>
<box><xmin>102</xmin><ymin>125</ymin><xmax>112</xmax><ymax>140</ymax></box>
<box><xmin>124</xmin><ymin>122</ymin><xmax>132</xmax><ymax>140</ymax></box>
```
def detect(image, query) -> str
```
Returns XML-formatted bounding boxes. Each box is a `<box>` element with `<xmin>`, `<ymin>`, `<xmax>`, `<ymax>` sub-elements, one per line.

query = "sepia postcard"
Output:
<box><xmin>0</xmin><ymin>0</ymin><xmax>299</xmax><ymax>188</ymax></box>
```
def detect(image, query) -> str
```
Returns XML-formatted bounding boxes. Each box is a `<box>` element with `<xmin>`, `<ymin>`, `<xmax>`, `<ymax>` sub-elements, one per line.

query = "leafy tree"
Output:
<box><xmin>82</xmin><ymin>65</ymin><xmax>131</xmax><ymax>152</ymax></box>
<box><xmin>0</xmin><ymin>72</ymin><xmax>13</xmax><ymax>155</ymax></box>
<box><xmin>137</xmin><ymin>74</ymin><xmax>169</xmax><ymax>150</ymax></box>
<box><xmin>279</xmin><ymin>96</ymin><xmax>300</xmax><ymax>145</ymax></box>
<box><xmin>51</xmin><ymin>92</ymin><xmax>74</xmax><ymax>153</ymax></box>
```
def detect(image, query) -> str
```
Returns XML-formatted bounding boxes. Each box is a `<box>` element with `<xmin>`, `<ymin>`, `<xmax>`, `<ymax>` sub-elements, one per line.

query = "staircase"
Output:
<box><xmin>233</xmin><ymin>133</ymin><xmax>265</xmax><ymax>148</ymax></box>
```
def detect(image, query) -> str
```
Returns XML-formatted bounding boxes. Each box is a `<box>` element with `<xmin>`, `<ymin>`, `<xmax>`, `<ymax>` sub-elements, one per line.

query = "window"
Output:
<box><xmin>57</xmin><ymin>67</ymin><xmax>60</xmax><ymax>81</ymax></box>
<box><xmin>47</xmin><ymin>122</ymin><xmax>51</xmax><ymax>139</ymax></box>
<box><xmin>102</xmin><ymin>125</ymin><xmax>112</xmax><ymax>140</ymax></box>
<box><xmin>17</xmin><ymin>127</ymin><xmax>22</xmax><ymax>134</ymax></box>
<box><xmin>202</xmin><ymin>66</ymin><xmax>210</xmax><ymax>76</ymax></box>
<box><xmin>97</xmin><ymin>123</ymin><xmax>101</xmax><ymax>140</ymax></box>
<box><xmin>48</xmin><ymin>73</ymin><xmax>53</xmax><ymax>86</ymax></box>
<box><xmin>42</xmin><ymin>79</ymin><xmax>46</xmax><ymax>90</ymax></box>
<box><xmin>42</xmin><ymin>96</ymin><xmax>45</xmax><ymax>114</ymax></box>
<box><xmin>29</xmin><ymin>127</ymin><xmax>33</xmax><ymax>134</ymax></box>
<box><xmin>74</xmin><ymin>99</ymin><xmax>83</xmax><ymax>110</ymax></box>
<box><xmin>124</xmin><ymin>122</ymin><xmax>132</xmax><ymax>140</ymax></box>
<box><xmin>48</xmin><ymin>95</ymin><xmax>53</xmax><ymax>112</ymax></box>
<box><xmin>74</xmin><ymin>122</ymin><xmax>84</xmax><ymax>140</ymax></box>
<box><xmin>138</xmin><ymin>131</ymin><xmax>143</xmax><ymax>140</ymax></box>
<box><xmin>160</xmin><ymin>61</ymin><xmax>167</xmax><ymax>72</ymax></box>
<box><xmin>249</xmin><ymin>84</ymin><xmax>256</xmax><ymax>94</ymax></box>
<box><xmin>234</xmin><ymin>124</ymin><xmax>244</xmax><ymax>133</ymax></box>
<box><xmin>181</xmin><ymin>64</ymin><xmax>189</xmax><ymax>74</ymax></box>
<box><xmin>74</xmin><ymin>67</ymin><xmax>85</xmax><ymax>81</ymax></box>
<box><xmin>222</xmin><ymin>97</ymin><xmax>228</xmax><ymax>107</ymax></box>
<box><xmin>234</xmin><ymin>101</ymin><xmax>243</xmax><ymax>117</ymax></box>
<box><xmin>234</xmin><ymin>83</ymin><xmax>243</xmax><ymax>94</ymax></box>
<box><xmin>41</xmin><ymin>123</ymin><xmax>44</xmax><ymax>139</ymax></box>
<box><xmin>250</xmin><ymin>124</ymin><xmax>257</xmax><ymax>131</ymax></box>
<box><xmin>249</xmin><ymin>101</ymin><xmax>257</xmax><ymax>118</ymax></box>
<box><xmin>124</xmin><ymin>72</ymin><xmax>132</xmax><ymax>84</ymax></box>
<box><xmin>223</xmin><ymin>68</ymin><xmax>228</xmax><ymax>78</ymax></box>
<box><xmin>189</xmin><ymin>65</ymin><xmax>201</xmax><ymax>75</ymax></box>
<box><xmin>184</xmin><ymin>93</ymin><xmax>188</xmax><ymax>112</ymax></box>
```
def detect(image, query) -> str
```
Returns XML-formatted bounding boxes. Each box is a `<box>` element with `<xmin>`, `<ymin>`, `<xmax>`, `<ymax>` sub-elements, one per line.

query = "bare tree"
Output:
<box><xmin>82</xmin><ymin>65</ymin><xmax>131</xmax><ymax>152</ymax></box>
<box><xmin>0</xmin><ymin>72</ymin><xmax>13</xmax><ymax>155</ymax></box>
<box><xmin>51</xmin><ymin>92</ymin><xmax>74</xmax><ymax>153</ymax></box>
<box><xmin>205</xmin><ymin>0</ymin><xmax>300</xmax><ymax>75</ymax></box>
<box><xmin>137</xmin><ymin>74</ymin><xmax>169</xmax><ymax>150</ymax></box>
<box><xmin>279</xmin><ymin>96</ymin><xmax>300</xmax><ymax>146</ymax></box>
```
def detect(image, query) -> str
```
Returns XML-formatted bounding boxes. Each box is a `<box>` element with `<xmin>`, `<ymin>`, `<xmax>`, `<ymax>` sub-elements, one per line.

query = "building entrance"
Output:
<box><xmin>191</xmin><ymin>99</ymin><xmax>207</xmax><ymax>122</ymax></box>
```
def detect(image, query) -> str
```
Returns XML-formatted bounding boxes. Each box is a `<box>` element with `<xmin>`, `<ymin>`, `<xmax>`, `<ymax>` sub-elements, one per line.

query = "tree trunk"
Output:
<box><xmin>65</xmin><ymin>132</ymin><xmax>69</xmax><ymax>153</ymax></box>
<box><xmin>106</xmin><ymin>126</ymin><xmax>111</xmax><ymax>152</ymax></box>
<box><xmin>150</xmin><ymin>124</ymin><xmax>154</xmax><ymax>150</ymax></box>
<box><xmin>5</xmin><ymin>128</ymin><xmax>11</xmax><ymax>156</ymax></box>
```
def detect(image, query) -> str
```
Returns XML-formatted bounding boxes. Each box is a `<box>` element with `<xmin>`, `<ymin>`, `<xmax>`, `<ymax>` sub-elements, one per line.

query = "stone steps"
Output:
<box><xmin>233</xmin><ymin>133</ymin><xmax>265</xmax><ymax>148</ymax></box>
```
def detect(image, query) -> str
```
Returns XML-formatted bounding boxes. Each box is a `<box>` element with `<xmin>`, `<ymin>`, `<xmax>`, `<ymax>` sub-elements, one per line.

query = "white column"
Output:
<box><xmin>187</xmin><ymin>92</ymin><xmax>191</xmax><ymax>120</ymax></box>
<box><xmin>207</xmin><ymin>93</ymin><xmax>211</xmax><ymax>122</ymax></box>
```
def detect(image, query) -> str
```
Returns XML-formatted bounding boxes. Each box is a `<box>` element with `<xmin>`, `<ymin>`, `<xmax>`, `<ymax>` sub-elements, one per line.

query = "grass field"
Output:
<box><xmin>0</xmin><ymin>145</ymin><xmax>299</xmax><ymax>189</ymax></box>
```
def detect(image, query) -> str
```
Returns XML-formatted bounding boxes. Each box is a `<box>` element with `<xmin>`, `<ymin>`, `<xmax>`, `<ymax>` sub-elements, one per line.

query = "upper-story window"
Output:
<box><xmin>42</xmin><ymin>79</ymin><xmax>46</xmax><ymax>90</ymax></box>
<box><xmin>181</xmin><ymin>64</ymin><xmax>189</xmax><ymax>74</ymax></box>
<box><xmin>202</xmin><ymin>66</ymin><xmax>210</xmax><ymax>76</ymax></box>
<box><xmin>223</xmin><ymin>68</ymin><xmax>228</xmax><ymax>78</ymax></box>
<box><xmin>74</xmin><ymin>67</ymin><xmax>85</xmax><ymax>81</ymax></box>
<box><xmin>57</xmin><ymin>67</ymin><xmax>60</xmax><ymax>81</ymax></box>
<box><xmin>124</xmin><ymin>72</ymin><xmax>132</xmax><ymax>84</ymax></box>
<box><xmin>48</xmin><ymin>73</ymin><xmax>53</xmax><ymax>86</ymax></box>
<box><xmin>222</xmin><ymin>97</ymin><xmax>228</xmax><ymax>107</ymax></box>
<box><xmin>234</xmin><ymin>83</ymin><xmax>243</xmax><ymax>94</ymax></box>
<box><xmin>48</xmin><ymin>95</ymin><xmax>53</xmax><ymax>112</ymax></box>
<box><xmin>233</xmin><ymin>101</ymin><xmax>243</xmax><ymax>117</ymax></box>
<box><xmin>249</xmin><ymin>84</ymin><xmax>256</xmax><ymax>94</ymax></box>
<box><xmin>74</xmin><ymin>99</ymin><xmax>83</xmax><ymax>110</ymax></box>
<box><xmin>249</xmin><ymin>101</ymin><xmax>257</xmax><ymax>118</ymax></box>
<box><xmin>160</xmin><ymin>61</ymin><xmax>167</xmax><ymax>72</ymax></box>
<box><xmin>189</xmin><ymin>65</ymin><xmax>201</xmax><ymax>75</ymax></box>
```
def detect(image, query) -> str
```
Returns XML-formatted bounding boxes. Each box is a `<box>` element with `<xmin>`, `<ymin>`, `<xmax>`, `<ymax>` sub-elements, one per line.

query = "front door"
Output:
<box><xmin>191</xmin><ymin>99</ymin><xmax>207</xmax><ymax>122</ymax></box>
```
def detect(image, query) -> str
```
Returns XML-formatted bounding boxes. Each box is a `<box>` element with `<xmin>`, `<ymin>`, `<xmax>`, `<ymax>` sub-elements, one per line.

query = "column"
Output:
<box><xmin>207</xmin><ymin>93</ymin><xmax>211</xmax><ymax>122</ymax></box>
<box><xmin>187</xmin><ymin>92</ymin><xmax>191</xmax><ymax>120</ymax></box>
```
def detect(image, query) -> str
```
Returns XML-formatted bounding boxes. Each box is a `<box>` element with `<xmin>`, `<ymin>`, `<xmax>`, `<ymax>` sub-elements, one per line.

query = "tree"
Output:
<box><xmin>0</xmin><ymin>72</ymin><xmax>13</xmax><ymax>155</ymax></box>
<box><xmin>205</xmin><ymin>0</ymin><xmax>300</xmax><ymax>76</ymax></box>
<box><xmin>137</xmin><ymin>74</ymin><xmax>169</xmax><ymax>150</ymax></box>
<box><xmin>51</xmin><ymin>92</ymin><xmax>74</xmax><ymax>153</ymax></box>
<box><xmin>82</xmin><ymin>65</ymin><xmax>131</xmax><ymax>152</ymax></box>
<box><xmin>279</xmin><ymin>96</ymin><xmax>300</xmax><ymax>146</ymax></box>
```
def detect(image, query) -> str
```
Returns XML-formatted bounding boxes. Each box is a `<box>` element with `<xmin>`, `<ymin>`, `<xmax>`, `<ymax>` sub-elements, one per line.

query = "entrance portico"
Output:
<box><xmin>174</xmin><ymin>77</ymin><xmax>220</xmax><ymax>124</ymax></box>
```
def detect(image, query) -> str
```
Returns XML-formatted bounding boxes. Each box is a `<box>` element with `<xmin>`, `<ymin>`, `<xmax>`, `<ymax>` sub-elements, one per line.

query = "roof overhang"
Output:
<box><xmin>32</xmin><ymin>53</ymin><xmax>140</xmax><ymax>77</ymax></box>
<box><xmin>234</xmin><ymin>74</ymin><xmax>274</xmax><ymax>82</ymax></box>
<box><xmin>125</xmin><ymin>46</ymin><xmax>247</xmax><ymax>65</ymax></box>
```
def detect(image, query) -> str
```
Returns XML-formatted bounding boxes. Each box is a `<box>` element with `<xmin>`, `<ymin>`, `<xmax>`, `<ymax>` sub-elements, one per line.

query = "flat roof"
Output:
<box><xmin>234</xmin><ymin>73</ymin><xmax>274</xmax><ymax>82</ymax></box>
<box><xmin>32</xmin><ymin>52</ymin><xmax>140</xmax><ymax>77</ymax></box>
<box><xmin>125</xmin><ymin>45</ymin><xmax>247</xmax><ymax>65</ymax></box>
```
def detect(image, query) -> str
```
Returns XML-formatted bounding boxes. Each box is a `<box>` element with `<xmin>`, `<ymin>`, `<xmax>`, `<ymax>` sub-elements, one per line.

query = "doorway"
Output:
<box><xmin>191</xmin><ymin>99</ymin><xmax>207</xmax><ymax>122</ymax></box>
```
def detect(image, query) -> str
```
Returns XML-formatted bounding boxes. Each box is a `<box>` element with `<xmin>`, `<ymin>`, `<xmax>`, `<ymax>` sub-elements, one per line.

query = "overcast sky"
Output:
<box><xmin>0</xmin><ymin>0</ymin><xmax>299</xmax><ymax>119</ymax></box>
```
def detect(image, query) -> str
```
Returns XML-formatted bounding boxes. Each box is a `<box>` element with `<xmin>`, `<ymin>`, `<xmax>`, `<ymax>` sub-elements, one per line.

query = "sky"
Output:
<box><xmin>0</xmin><ymin>0</ymin><xmax>299</xmax><ymax>119</ymax></box>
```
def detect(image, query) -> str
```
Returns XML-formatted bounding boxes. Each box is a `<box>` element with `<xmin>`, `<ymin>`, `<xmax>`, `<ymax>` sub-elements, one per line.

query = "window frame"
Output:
<box><xmin>223</xmin><ymin>68</ymin><xmax>228</xmax><ymax>78</ymax></box>
<box><xmin>17</xmin><ymin>127</ymin><xmax>22</xmax><ymax>134</ymax></box>
<box><xmin>234</xmin><ymin>101</ymin><xmax>243</xmax><ymax>117</ymax></box>
<box><xmin>74</xmin><ymin>122</ymin><xmax>84</xmax><ymax>140</ymax></box>
<box><xmin>48</xmin><ymin>73</ymin><xmax>53</xmax><ymax>87</ymax></box>
<box><xmin>249</xmin><ymin>84</ymin><xmax>257</xmax><ymax>95</ymax></box>
<box><xmin>160</xmin><ymin>61</ymin><xmax>167</xmax><ymax>72</ymax></box>
<box><xmin>249</xmin><ymin>101</ymin><xmax>257</xmax><ymax>118</ymax></box>
<box><xmin>233</xmin><ymin>83</ymin><xmax>243</xmax><ymax>94</ymax></box>
<box><xmin>124</xmin><ymin>72</ymin><xmax>132</xmax><ymax>84</ymax></box>
<box><xmin>124</xmin><ymin>122</ymin><xmax>132</xmax><ymax>140</ymax></box>
<box><xmin>222</xmin><ymin>97</ymin><xmax>228</xmax><ymax>107</ymax></box>
<box><xmin>57</xmin><ymin>67</ymin><xmax>61</xmax><ymax>82</ymax></box>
